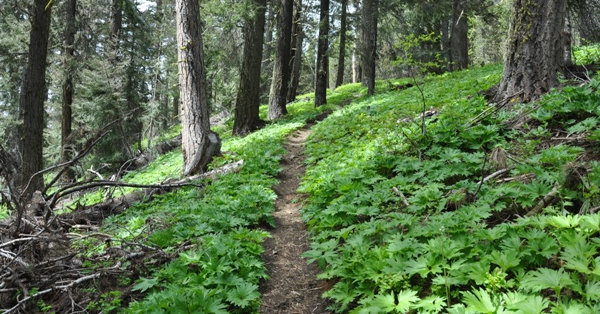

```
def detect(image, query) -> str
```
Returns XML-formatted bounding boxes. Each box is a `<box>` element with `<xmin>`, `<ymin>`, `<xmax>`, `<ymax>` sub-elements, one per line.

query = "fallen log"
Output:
<box><xmin>58</xmin><ymin>160</ymin><xmax>244</xmax><ymax>226</ymax></box>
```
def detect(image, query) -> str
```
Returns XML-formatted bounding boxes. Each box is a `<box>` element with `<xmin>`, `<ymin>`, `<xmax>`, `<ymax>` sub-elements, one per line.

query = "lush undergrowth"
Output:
<box><xmin>72</xmin><ymin>84</ymin><xmax>363</xmax><ymax>313</ymax></box>
<box><xmin>300</xmin><ymin>64</ymin><xmax>600</xmax><ymax>313</ymax></box>
<box><xmin>573</xmin><ymin>43</ymin><xmax>600</xmax><ymax>66</ymax></box>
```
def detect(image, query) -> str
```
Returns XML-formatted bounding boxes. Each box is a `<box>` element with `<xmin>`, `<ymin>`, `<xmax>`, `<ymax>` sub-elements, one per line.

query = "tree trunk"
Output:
<box><xmin>233</xmin><ymin>0</ymin><xmax>267</xmax><ymax>136</ymax></box>
<box><xmin>335</xmin><ymin>0</ymin><xmax>348</xmax><ymax>88</ymax></box>
<box><xmin>267</xmin><ymin>0</ymin><xmax>294</xmax><ymax>120</ymax></box>
<box><xmin>494</xmin><ymin>0</ymin><xmax>567</xmax><ymax>104</ymax></box>
<box><xmin>19</xmin><ymin>0</ymin><xmax>53</xmax><ymax>197</ymax></box>
<box><xmin>361</xmin><ymin>0</ymin><xmax>378</xmax><ymax>96</ymax></box>
<box><xmin>61</xmin><ymin>0</ymin><xmax>77</xmax><ymax>183</ymax></box>
<box><xmin>286</xmin><ymin>0</ymin><xmax>303</xmax><ymax>103</ymax></box>
<box><xmin>450</xmin><ymin>0</ymin><xmax>469</xmax><ymax>70</ymax></box>
<box><xmin>315</xmin><ymin>0</ymin><xmax>330</xmax><ymax>106</ymax></box>
<box><xmin>563</xmin><ymin>14</ymin><xmax>573</xmax><ymax>67</ymax></box>
<box><xmin>110</xmin><ymin>0</ymin><xmax>122</xmax><ymax>50</ymax></box>
<box><xmin>175</xmin><ymin>0</ymin><xmax>221</xmax><ymax>175</ymax></box>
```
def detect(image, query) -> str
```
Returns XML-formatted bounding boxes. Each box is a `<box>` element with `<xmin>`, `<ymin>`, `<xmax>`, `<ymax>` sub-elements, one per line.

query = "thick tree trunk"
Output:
<box><xmin>315</xmin><ymin>0</ymin><xmax>330</xmax><ymax>106</ymax></box>
<box><xmin>361</xmin><ymin>0</ymin><xmax>378</xmax><ymax>96</ymax></box>
<box><xmin>267</xmin><ymin>0</ymin><xmax>294</xmax><ymax>120</ymax></box>
<box><xmin>19</xmin><ymin>0</ymin><xmax>53</xmax><ymax>197</ymax></box>
<box><xmin>61</xmin><ymin>0</ymin><xmax>77</xmax><ymax>183</ymax></box>
<box><xmin>494</xmin><ymin>0</ymin><xmax>567</xmax><ymax>104</ymax></box>
<box><xmin>175</xmin><ymin>0</ymin><xmax>221</xmax><ymax>175</ymax></box>
<box><xmin>233</xmin><ymin>0</ymin><xmax>267</xmax><ymax>136</ymax></box>
<box><xmin>450</xmin><ymin>0</ymin><xmax>468</xmax><ymax>70</ymax></box>
<box><xmin>286</xmin><ymin>0</ymin><xmax>303</xmax><ymax>103</ymax></box>
<box><xmin>335</xmin><ymin>0</ymin><xmax>348</xmax><ymax>88</ymax></box>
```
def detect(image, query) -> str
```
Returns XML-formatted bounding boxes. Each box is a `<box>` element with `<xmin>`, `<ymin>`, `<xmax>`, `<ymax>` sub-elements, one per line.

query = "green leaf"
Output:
<box><xmin>395</xmin><ymin>289</ymin><xmax>420</xmax><ymax>312</ymax></box>
<box><xmin>132</xmin><ymin>277</ymin><xmax>159</xmax><ymax>293</ymax></box>
<box><xmin>506</xmin><ymin>294</ymin><xmax>550</xmax><ymax>314</ymax></box>
<box><xmin>520</xmin><ymin>268</ymin><xmax>573</xmax><ymax>293</ymax></box>
<box><xmin>462</xmin><ymin>288</ymin><xmax>496</xmax><ymax>313</ymax></box>
<box><xmin>226</xmin><ymin>282</ymin><xmax>259</xmax><ymax>308</ymax></box>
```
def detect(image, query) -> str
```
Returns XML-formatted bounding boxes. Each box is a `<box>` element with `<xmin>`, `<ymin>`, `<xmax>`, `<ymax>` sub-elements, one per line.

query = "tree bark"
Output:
<box><xmin>267</xmin><ymin>0</ymin><xmax>294</xmax><ymax>120</ymax></box>
<box><xmin>450</xmin><ymin>0</ymin><xmax>468</xmax><ymax>70</ymax></box>
<box><xmin>494</xmin><ymin>0</ymin><xmax>567</xmax><ymax>104</ymax></box>
<box><xmin>315</xmin><ymin>0</ymin><xmax>330</xmax><ymax>106</ymax></box>
<box><xmin>233</xmin><ymin>0</ymin><xmax>267</xmax><ymax>136</ymax></box>
<box><xmin>361</xmin><ymin>0</ymin><xmax>378</xmax><ymax>96</ymax></box>
<box><xmin>175</xmin><ymin>0</ymin><xmax>221</xmax><ymax>175</ymax></box>
<box><xmin>110</xmin><ymin>0</ymin><xmax>122</xmax><ymax>50</ymax></box>
<box><xmin>61</xmin><ymin>0</ymin><xmax>77</xmax><ymax>183</ymax></box>
<box><xmin>19</xmin><ymin>0</ymin><xmax>53</xmax><ymax>197</ymax></box>
<box><xmin>286</xmin><ymin>0</ymin><xmax>304</xmax><ymax>103</ymax></box>
<box><xmin>335</xmin><ymin>0</ymin><xmax>348</xmax><ymax>88</ymax></box>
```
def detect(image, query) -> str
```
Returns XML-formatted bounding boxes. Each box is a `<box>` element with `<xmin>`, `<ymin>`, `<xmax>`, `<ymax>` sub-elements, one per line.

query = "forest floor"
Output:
<box><xmin>260</xmin><ymin>118</ymin><xmax>331</xmax><ymax>314</ymax></box>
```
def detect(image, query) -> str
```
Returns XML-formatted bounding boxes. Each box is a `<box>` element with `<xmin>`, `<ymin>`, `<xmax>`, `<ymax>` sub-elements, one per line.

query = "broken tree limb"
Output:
<box><xmin>526</xmin><ymin>184</ymin><xmax>560</xmax><ymax>217</ymax></box>
<box><xmin>392</xmin><ymin>187</ymin><xmax>410</xmax><ymax>207</ymax></box>
<box><xmin>483</xmin><ymin>168</ymin><xmax>510</xmax><ymax>183</ymax></box>
<box><xmin>57</xmin><ymin>160</ymin><xmax>244</xmax><ymax>226</ymax></box>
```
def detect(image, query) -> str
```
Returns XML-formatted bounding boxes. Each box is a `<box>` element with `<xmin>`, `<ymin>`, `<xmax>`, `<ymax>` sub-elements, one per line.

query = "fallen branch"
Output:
<box><xmin>57</xmin><ymin>160</ymin><xmax>244</xmax><ymax>226</ymax></box>
<box><xmin>2</xmin><ymin>272</ymin><xmax>102</xmax><ymax>313</ymax></box>
<box><xmin>483</xmin><ymin>168</ymin><xmax>510</xmax><ymax>183</ymax></box>
<box><xmin>392</xmin><ymin>187</ymin><xmax>410</xmax><ymax>207</ymax></box>
<box><xmin>496</xmin><ymin>173</ymin><xmax>535</xmax><ymax>184</ymax></box>
<box><xmin>526</xmin><ymin>184</ymin><xmax>560</xmax><ymax>217</ymax></box>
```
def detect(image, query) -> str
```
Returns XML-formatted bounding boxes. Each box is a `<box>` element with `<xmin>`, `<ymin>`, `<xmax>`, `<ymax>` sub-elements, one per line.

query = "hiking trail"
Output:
<box><xmin>260</xmin><ymin>121</ymin><xmax>331</xmax><ymax>314</ymax></box>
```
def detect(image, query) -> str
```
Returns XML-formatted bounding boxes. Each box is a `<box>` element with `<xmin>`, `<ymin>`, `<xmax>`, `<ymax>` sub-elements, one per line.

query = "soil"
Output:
<box><xmin>260</xmin><ymin>123</ymin><xmax>331</xmax><ymax>314</ymax></box>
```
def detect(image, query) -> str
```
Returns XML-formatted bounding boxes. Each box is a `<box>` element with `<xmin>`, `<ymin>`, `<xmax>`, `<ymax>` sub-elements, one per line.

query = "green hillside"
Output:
<box><xmin>60</xmin><ymin>63</ymin><xmax>600</xmax><ymax>313</ymax></box>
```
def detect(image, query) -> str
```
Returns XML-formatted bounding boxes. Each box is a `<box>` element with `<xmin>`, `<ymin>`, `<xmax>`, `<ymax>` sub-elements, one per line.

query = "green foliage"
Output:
<box><xmin>71</xmin><ymin>82</ymin><xmax>366</xmax><ymax>312</ymax></box>
<box><xmin>300</xmin><ymin>65</ymin><xmax>600</xmax><ymax>312</ymax></box>
<box><xmin>573</xmin><ymin>44</ymin><xmax>600</xmax><ymax>66</ymax></box>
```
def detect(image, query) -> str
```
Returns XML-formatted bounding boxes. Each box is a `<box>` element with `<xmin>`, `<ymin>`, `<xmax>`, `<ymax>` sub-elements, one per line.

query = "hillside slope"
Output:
<box><xmin>301</xmin><ymin>65</ymin><xmax>600</xmax><ymax>313</ymax></box>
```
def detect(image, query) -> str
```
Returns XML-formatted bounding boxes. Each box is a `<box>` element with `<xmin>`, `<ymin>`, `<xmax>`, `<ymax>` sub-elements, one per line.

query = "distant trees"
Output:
<box><xmin>315</xmin><ymin>0</ymin><xmax>330</xmax><ymax>106</ymax></box>
<box><xmin>19</xmin><ymin>0</ymin><xmax>53</xmax><ymax>196</ymax></box>
<box><xmin>494</xmin><ymin>0</ymin><xmax>568</xmax><ymax>103</ymax></box>
<box><xmin>268</xmin><ymin>0</ymin><xmax>294</xmax><ymax>120</ymax></box>
<box><xmin>335</xmin><ymin>0</ymin><xmax>348</xmax><ymax>88</ymax></box>
<box><xmin>286</xmin><ymin>0</ymin><xmax>304</xmax><ymax>103</ymax></box>
<box><xmin>175</xmin><ymin>0</ymin><xmax>221</xmax><ymax>175</ymax></box>
<box><xmin>361</xmin><ymin>0</ymin><xmax>378</xmax><ymax>96</ymax></box>
<box><xmin>233</xmin><ymin>0</ymin><xmax>267</xmax><ymax>136</ymax></box>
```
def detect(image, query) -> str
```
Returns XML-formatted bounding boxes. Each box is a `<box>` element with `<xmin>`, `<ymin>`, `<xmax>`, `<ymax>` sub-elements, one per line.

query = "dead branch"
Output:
<box><xmin>483</xmin><ymin>168</ymin><xmax>510</xmax><ymax>183</ymax></box>
<box><xmin>467</xmin><ymin>90</ymin><xmax>523</xmax><ymax>127</ymax></box>
<box><xmin>392</xmin><ymin>187</ymin><xmax>410</xmax><ymax>207</ymax></box>
<box><xmin>2</xmin><ymin>272</ymin><xmax>102</xmax><ymax>313</ymax></box>
<box><xmin>526</xmin><ymin>184</ymin><xmax>560</xmax><ymax>217</ymax></box>
<box><xmin>496</xmin><ymin>173</ymin><xmax>536</xmax><ymax>184</ymax></box>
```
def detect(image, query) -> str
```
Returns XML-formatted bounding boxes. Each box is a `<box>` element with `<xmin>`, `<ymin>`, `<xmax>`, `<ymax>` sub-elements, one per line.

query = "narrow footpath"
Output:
<box><xmin>260</xmin><ymin>123</ymin><xmax>331</xmax><ymax>314</ymax></box>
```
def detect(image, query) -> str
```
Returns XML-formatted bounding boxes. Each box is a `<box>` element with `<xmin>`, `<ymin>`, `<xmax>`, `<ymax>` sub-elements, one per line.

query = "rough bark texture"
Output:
<box><xmin>335</xmin><ymin>0</ymin><xmax>348</xmax><ymax>88</ymax></box>
<box><xmin>315</xmin><ymin>0</ymin><xmax>330</xmax><ymax>106</ymax></box>
<box><xmin>61</xmin><ymin>0</ymin><xmax>77</xmax><ymax>183</ymax></box>
<box><xmin>110</xmin><ymin>0</ymin><xmax>122</xmax><ymax>49</ymax></box>
<box><xmin>233</xmin><ymin>0</ymin><xmax>267</xmax><ymax>136</ymax></box>
<box><xmin>268</xmin><ymin>0</ymin><xmax>294</xmax><ymax>120</ymax></box>
<box><xmin>176</xmin><ymin>0</ymin><xmax>221</xmax><ymax>175</ymax></box>
<box><xmin>19</xmin><ymin>0</ymin><xmax>53</xmax><ymax>196</ymax></box>
<box><xmin>286</xmin><ymin>0</ymin><xmax>304</xmax><ymax>103</ymax></box>
<box><xmin>494</xmin><ymin>0</ymin><xmax>567</xmax><ymax>104</ymax></box>
<box><xmin>450</xmin><ymin>0</ymin><xmax>469</xmax><ymax>70</ymax></box>
<box><xmin>361</xmin><ymin>0</ymin><xmax>378</xmax><ymax>96</ymax></box>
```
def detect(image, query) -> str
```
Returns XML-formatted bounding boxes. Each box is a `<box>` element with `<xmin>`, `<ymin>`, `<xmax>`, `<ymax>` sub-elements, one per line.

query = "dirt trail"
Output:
<box><xmin>260</xmin><ymin>122</ymin><xmax>331</xmax><ymax>314</ymax></box>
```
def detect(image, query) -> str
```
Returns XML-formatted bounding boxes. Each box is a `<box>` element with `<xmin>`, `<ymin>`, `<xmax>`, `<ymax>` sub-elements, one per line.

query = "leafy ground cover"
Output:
<box><xmin>67</xmin><ymin>84</ymin><xmax>364</xmax><ymax>313</ymax></box>
<box><xmin>300</xmin><ymin>64</ymin><xmax>600</xmax><ymax>313</ymax></box>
